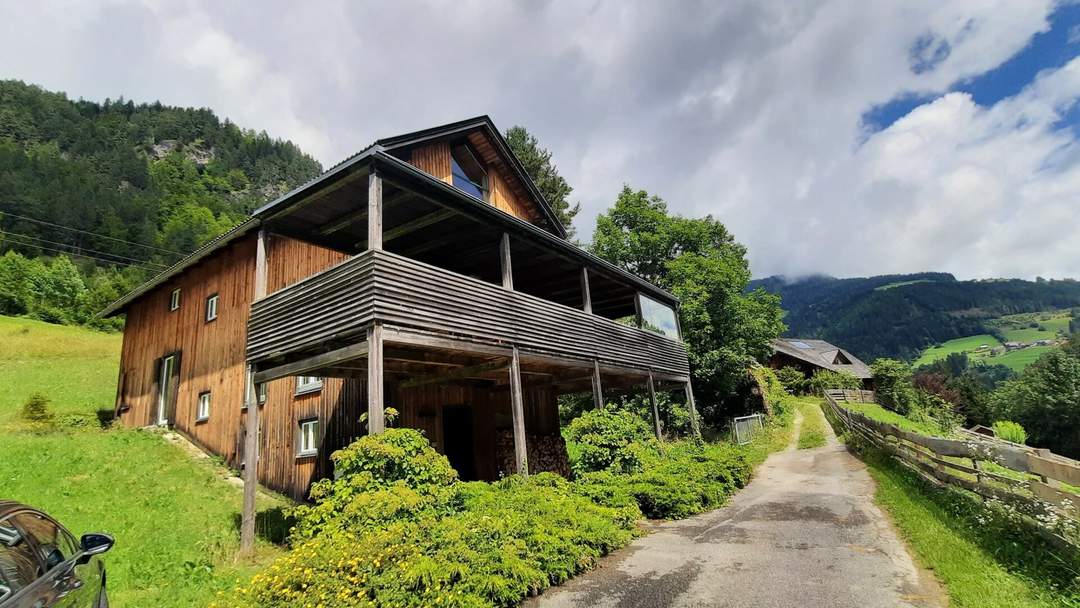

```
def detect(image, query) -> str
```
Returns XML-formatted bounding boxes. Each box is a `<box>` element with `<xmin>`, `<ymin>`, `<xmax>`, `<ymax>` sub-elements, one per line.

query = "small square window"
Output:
<box><xmin>169</xmin><ymin>288</ymin><xmax>181</xmax><ymax>311</ymax></box>
<box><xmin>297</xmin><ymin>418</ymin><xmax>319</xmax><ymax>457</ymax></box>
<box><xmin>205</xmin><ymin>293</ymin><xmax>219</xmax><ymax>322</ymax></box>
<box><xmin>196</xmin><ymin>391</ymin><xmax>211</xmax><ymax>422</ymax></box>
<box><xmin>295</xmin><ymin>376</ymin><xmax>323</xmax><ymax>395</ymax></box>
<box><xmin>244</xmin><ymin>366</ymin><xmax>267</xmax><ymax>408</ymax></box>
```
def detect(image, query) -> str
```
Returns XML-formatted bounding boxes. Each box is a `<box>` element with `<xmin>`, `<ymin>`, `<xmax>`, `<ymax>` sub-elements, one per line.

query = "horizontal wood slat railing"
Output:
<box><xmin>247</xmin><ymin>249</ymin><xmax>690</xmax><ymax>376</ymax></box>
<box><xmin>822</xmin><ymin>390</ymin><xmax>1080</xmax><ymax>552</ymax></box>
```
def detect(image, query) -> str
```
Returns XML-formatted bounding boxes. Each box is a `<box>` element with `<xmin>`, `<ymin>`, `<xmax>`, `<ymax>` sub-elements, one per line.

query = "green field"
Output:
<box><xmin>914</xmin><ymin>334</ymin><xmax>1001</xmax><ymax>367</ymax></box>
<box><xmin>0</xmin><ymin>315</ymin><xmax>289</xmax><ymax>607</ymax></box>
<box><xmin>874</xmin><ymin>279</ymin><xmax>936</xmax><ymax>291</ymax></box>
<box><xmin>990</xmin><ymin>310</ymin><xmax>1073</xmax><ymax>344</ymax></box>
<box><xmin>842</xmin><ymin>401</ymin><xmax>943</xmax><ymax>436</ymax></box>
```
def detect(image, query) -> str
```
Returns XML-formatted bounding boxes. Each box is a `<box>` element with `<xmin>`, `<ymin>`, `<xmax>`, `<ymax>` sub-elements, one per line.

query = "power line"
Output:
<box><xmin>0</xmin><ymin>210</ymin><xmax>185</xmax><ymax>256</ymax></box>
<box><xmin>0</xmin><ymin>232</ymin><xmax>163</xmax><ymax>270</ymax></box>
<box><xmin>0</xmin><ymin>230</ymin><xmax>167</xmax><ymax>268</ymax></box>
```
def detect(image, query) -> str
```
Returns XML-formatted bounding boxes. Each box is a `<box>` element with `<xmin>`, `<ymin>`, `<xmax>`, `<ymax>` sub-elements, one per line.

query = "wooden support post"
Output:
<box><xmin>648</xmin><ymin>370</ymin><xmax>662</xmax><ymax>440</ymax></box>
<box><xmin>591</xmin><ymin>359</ymin><xmax>604</xmax><ymax>409</ymax></box>
<box><xmin>240</xmin><ymin>228</ymin><xmax>269</xmax><ymax>558</ymax></box>
<box><xmin>580</xmin><ymin>267</ymin><xmax>592</xmax><ymax>314</ymax></box>
<box><xmin>633</xmin><ymin>293</ymin><xmax>643</xmax><ymax>328</ymax></box>
<box><xmin>368</xmin><ymin>172</ymin><xmax>383</xmax><ymax>251</ymax></box>
<box><xmin>500</xmin><ymin>233</ymin><xmax>513</xmax><ymax>290</ymax></box>
<box><xmin>509</xmin><ymin>346</ymin><xmax>528</xmax><ymax>476</ymax></box>
<box><xmin>367</xmin><ymin>323</ymin><xmax>385</xmax><ymax>434</ymax></box>
<box><xmin>684</xmin><ymin>381</ymin><xmax>701</xmax><ymax>440</ymax></box>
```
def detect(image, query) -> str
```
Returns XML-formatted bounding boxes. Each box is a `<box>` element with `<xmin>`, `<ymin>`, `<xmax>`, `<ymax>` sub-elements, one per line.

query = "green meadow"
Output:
<box><xmin>0</xmin><ymin>315</ymin><xmax>289</xmax><ymax>607</ymax></box>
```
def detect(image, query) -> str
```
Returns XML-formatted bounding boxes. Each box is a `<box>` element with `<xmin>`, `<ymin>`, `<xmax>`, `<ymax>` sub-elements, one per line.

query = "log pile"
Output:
<box><xmin>495</xmin><ymin>430</ymin><xmax>571</xmax><ymax>478</ymax></box>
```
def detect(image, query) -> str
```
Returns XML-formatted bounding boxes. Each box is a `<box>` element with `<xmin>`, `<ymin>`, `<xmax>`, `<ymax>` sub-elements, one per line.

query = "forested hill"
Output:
<box><xmin>0</xmin><ymin>80</ymin><xmax>322</xmax><ymax>326</ymax></box>
<box><xmin>750</xmin><ymin>272</ymin><xmax>1080</xmax><ymax>361</ymax></box>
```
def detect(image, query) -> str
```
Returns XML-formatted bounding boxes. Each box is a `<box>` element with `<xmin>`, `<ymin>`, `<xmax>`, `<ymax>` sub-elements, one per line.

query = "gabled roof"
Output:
<box><xmin>771</xmin><ymin>338</ymin><xmax>872</xmax><ymax>379</ymax></box>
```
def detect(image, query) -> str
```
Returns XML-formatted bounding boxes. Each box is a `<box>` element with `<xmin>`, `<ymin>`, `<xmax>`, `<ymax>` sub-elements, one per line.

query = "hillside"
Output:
<box><xmin>751</xmin><ymin>272</ymin><xmax>1080</xmax><ymax>361</ymax></box>
<box><xmin>0</xmin><ymin>315</ymin><xmax>288</xmax><ymax>606</ymax></box>
<box><xmin>0</xmin><ymin>79</ymin><xmax>322</xmax><ymax>325</ymax></box>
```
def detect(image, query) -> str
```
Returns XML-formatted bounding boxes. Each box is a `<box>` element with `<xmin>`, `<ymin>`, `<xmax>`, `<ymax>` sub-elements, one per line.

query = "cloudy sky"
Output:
<box><xmin>2</xmin><ymin>1</ymin><xmax>1079</xmax><ymax>280</ymax></box>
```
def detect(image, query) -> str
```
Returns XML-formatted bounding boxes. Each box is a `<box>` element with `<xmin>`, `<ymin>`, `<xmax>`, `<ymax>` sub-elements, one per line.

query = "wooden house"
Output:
<box><xmin>768</xmin><ymin>338</ymin><xmax>872</xmax><ymax>387</ymax></box>
<box><xmin>102</xmin><ymin>117</ymin><xmax>694</xmax><ymax>535</ymax></box>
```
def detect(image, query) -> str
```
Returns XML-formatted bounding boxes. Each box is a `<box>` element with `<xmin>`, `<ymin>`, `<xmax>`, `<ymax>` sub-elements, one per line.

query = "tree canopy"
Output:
<box><xmin>591</xmin><ymin>186</ymin><xmax>786</xmax><ymax>424</ymax></box>
<box><xmin>504</xmin><ymin>125</ymin><xmax>580</xmax><ymax>237</ymax></box>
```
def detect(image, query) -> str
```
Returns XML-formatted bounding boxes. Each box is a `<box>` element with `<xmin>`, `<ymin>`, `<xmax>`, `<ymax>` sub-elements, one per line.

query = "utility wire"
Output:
<box><xmin>0</xmin><ymin>210</ymin><xmax>184</xmax><ymax>256</ymax></box>
<box><xmin>0</xmin><ymin>230</ymin><xmax>167</xmax><ymax>268</ymax></box>
<box><xmin>0</xmin><ymin>232</ymin><xmax>164</xmax><ymax>270</ymax></box>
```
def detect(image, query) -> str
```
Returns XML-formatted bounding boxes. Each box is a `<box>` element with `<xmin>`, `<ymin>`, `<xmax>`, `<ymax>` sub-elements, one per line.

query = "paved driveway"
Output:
<box><xmin>528</xmin><ymin>415</ymin><xmax>944</xmax><ymax>608</ymax></box>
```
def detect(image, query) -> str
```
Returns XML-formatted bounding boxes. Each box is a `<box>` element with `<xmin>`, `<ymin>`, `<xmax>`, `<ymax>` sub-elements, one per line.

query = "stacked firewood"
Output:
<box><xmin>495</xmin><ymin>431</ymin><xmax>571</xmax><ymax>478</ymax></box>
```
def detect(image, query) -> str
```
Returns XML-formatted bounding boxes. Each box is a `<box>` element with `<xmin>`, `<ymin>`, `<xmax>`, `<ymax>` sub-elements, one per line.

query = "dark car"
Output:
<box><xmin>0</xmin><ymin>501</ymin><xmax>112</xmax><ymax>608</ymax></box>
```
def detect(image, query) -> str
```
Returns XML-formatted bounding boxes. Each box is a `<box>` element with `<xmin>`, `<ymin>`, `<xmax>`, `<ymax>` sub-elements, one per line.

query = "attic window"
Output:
<box><xmin>833</xmin><ymin>352</ymin><xmax>851</xmax><ymax>365</ymax></box>
<box><xmin>450</xmin><ymin>143</ymin><xmax>488</xmax><ymax>201</ymax></box>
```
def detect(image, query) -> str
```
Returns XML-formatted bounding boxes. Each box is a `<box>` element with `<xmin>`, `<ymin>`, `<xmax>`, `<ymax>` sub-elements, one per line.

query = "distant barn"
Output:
<box><xmin>768</xmin><ymin>338</ymin><xmax>873</xmax><ymax>387</ymax></box>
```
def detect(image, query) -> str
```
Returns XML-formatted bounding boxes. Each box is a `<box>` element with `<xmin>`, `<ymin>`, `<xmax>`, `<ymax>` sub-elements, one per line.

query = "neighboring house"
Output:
<box><xmin>768</xmin><ymin>338</ymin><xmax>873</xmax><ymax>386</ymax></box>
<box><xmin>102</xmin><ymin>116</ymin><xmax>692</xmax><ymax>502</ymax></box>
<box><xmin>1004</xmin><ymin>341</ymin><xmax>1024</xmax><ymax>350</ymax></box>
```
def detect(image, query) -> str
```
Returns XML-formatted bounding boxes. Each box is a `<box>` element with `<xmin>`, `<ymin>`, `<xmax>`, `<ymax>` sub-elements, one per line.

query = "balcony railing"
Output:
<box><xmin>247</xmin><ymin>249</ymin><xmax>689</xmax><ymax>377</ymax></box>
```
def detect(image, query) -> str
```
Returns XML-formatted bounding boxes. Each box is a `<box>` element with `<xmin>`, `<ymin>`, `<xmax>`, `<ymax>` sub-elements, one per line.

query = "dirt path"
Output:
<box><xmin>528</xmin><ymin>410</ymin><xmax>944</xmax><ymax>608</ymax></box>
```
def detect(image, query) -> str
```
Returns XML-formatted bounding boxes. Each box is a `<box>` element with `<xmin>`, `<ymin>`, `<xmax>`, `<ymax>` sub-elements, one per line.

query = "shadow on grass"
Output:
<box><xmin>95</xmin><ymin>408</ymin><xmax>115</xmax><ymax>428</ymax></box>
<box><xmin>858</xmin><ymin>445</ymin><xmax>1080</xmax><ymax>598</ymax></box>
<box><xmin>232</xmin><ymin>506</ymin><xmax>294</xmax><ymax>546</ymax></box>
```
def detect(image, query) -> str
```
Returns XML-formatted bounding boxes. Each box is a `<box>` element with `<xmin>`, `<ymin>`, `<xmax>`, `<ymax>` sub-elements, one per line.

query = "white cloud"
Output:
<box><xmin>0</xmin><ymin>0</ymin><xmax>1076</xmax><ymax>279</ymax></box>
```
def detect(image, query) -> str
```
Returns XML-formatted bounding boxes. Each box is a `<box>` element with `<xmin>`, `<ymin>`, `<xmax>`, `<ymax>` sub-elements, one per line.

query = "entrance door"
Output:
<box><xmin>441</xmin><ymin>405</ymin><xmax>475</xmax><ymax>481</ymax></box>
<box><xmin>156</xmin><ymin>353</ymin><xmax>179</xmax><ymax>426</ymax></box>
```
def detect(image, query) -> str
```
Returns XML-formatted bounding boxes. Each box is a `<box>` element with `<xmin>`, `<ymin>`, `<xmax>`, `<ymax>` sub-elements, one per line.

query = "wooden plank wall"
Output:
<box><xmin>408</xmin><ymin>142</ymin><xmax>540</xmax><ymax>226</ymax></box>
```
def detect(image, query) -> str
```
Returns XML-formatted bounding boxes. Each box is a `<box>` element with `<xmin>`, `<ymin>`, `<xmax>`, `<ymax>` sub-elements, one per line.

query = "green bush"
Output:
<box><xmin>289</xmin><ymin>428</ymin><xmax>458</xmax><ymax>540</ymax></box>
<box><xmin>748</xmin><ymin>365</ymin><xmax>794</xmax><ymax>420</ymax></box>
<box><xmin>225</xmin><ymin>474</ymin><xmax>638</xmax><ymax>608</ymax></box>
<box><xmin>574</xmin><ymin>441</ymin><xmax>751</xmax><ymax>519</ymax></box>
<box><xmin>774</xmin><ymin>366</ymin><xmax>808</xmax><ymax>395</ymax></box>
<box><xmin>871</xmin><ymin>358</ymin><xmax>920</xmax><ymax>415</ymax></box>
<box><xmin>20</xmin><ymin>392</ymin><xmax>54</xmax><ymax>423</ymax></box>
<box><xmin>563</xmin><ymin>409</ymin><xmax>658</xmax><ymax>475</ymax></box>
<box><xmin>992</xmin><ymin>420</ymin><xmax>1028</xmax><ymax>445</ymax></box>
<box><xmin>808</xmin><ymin>369</ymin><xmax>861</xmax><ymax>395</ymax></box>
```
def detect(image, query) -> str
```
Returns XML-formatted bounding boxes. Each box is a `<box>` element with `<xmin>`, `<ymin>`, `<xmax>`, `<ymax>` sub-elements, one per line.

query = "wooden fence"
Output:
<box><xmin>822</xmin><ymin>389</ymin><xmax>1080</xmax><ymax>551</ymax></box>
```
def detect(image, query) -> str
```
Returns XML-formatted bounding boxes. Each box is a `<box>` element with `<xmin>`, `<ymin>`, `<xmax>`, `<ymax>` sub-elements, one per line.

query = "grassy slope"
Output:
<box><xmin>796</xmin><ymin>397</ymin><xmax>827</xmax><ymax>449</ymax></box>
<box><xmin>914</xmin><ymin>334</ymin><xmax>1001</xmax><ymax>367</ymax></box>
<box><xmin>0</xmin><ymin>315</ymin><xmax>288</xmax><ymax>607</ymax></box>
<box><xmin>842</xmin><ymin>401</ymin><xmax>942</xmax><ymax>436</ymax></box>
<box><xmin>865</xmin><ymin>452</ymin><xmax>1079</xmax><ymax>608</ymax></box>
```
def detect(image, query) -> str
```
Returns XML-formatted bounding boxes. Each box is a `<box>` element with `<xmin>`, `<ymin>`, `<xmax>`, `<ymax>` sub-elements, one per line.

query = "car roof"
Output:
<box><xmin>0</xmin><ymin>501</ymin><xmax>33</xmax><ymax>520</ymax></box>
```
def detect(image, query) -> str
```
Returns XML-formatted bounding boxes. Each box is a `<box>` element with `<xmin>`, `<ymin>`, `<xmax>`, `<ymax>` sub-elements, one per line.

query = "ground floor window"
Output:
<box><xmin>196</xmin><ymin>391</ymin><xmax>211</xmax><ymax>422</ymax></box>
<box><xmin>297</xmin><ymin>418</ymin><xmax>319</xmax><ymax>457</ymax></box>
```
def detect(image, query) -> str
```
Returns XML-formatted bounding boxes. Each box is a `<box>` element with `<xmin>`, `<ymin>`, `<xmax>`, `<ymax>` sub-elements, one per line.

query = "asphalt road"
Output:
<box><xmin>527</xmin><ymin>411</ymin><xmax>944</xmax><ymax>608</ymax></box>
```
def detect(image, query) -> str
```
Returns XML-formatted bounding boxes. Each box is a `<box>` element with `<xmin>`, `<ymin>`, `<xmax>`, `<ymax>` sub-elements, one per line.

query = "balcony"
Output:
<box><xmin>247</xmin><ymin>248</ymin><xmax>690</xmax><ymax>382</ymax></box>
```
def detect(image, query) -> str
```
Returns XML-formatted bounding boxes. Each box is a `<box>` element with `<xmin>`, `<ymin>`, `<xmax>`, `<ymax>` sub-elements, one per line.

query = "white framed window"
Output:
<box><xmin>297</xmin><ymin>418</ymin><xmax>319</xmax><ymax>457</ymax></box>
<box><xmin>295</xmin><ymin>376</ymin><xmax>323</xmax><ymax>395</ymax></box>
<box><xmin>205</xmin><ymin>293</ymin><xmax>219</xmax><ymax>322</ymax></box>
<box><xmin>244</xmin><ymin>365</ymin><xmax>267</xmax><ymax>408</ymax></box>
<box><xmin>196</xmin><ymin>391</ymin><xmax>211</xmax><ymax>422</ymax></box>
<box><xmin>169</xmin><ymin>288</ymin><xmax>181</xmax><ymax>311</ymax></box>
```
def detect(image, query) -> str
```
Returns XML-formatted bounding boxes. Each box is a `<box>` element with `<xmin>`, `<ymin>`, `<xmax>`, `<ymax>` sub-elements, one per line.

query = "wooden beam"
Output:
<box><xmin>500</xmin><ymin>232</ymin><xmax>513</xmax><ymax>290</ymax></box>
<box><xmin>648</xmin><ymin>370</ymin><xmax>662</xmax><ymax>440</ymax></box>
<box><xmin>684</xmin><ymin>381</ymin><xmax>701</xmax><ymax>440</ymax></box>
<box><xmin>400</xmin><ymin>359</ymin><xmax>508</xmax><ymax>388</ymax></box>
<box><xmin>591</xmin><ymin>359</ymin><xmax>604</xmax><ymax>409</ymax></box>
<box><xmin>253</xmin><ymin>341</ymin><xmax>370</xmax><ymax>384</ymax></box>
<box><xmin>509</xmin><ymin>346</ymin><xmax>528</xmax><ymax>476</ymax></box>
<box><xmin>367</xmin><ymin>323</ymin><xmax>385</xmax><ymax>434</ymax></box>
<box><xmin>241</xmin><ymin>228</ymin><xmax>269</xmax><ymax>558</ymax></box>
<box><xmin>384</xmin><ymin>208</ymin><xmax>457</xmax><ymax>243</ymax></box>
<box><xmin>368</xmin><ymin>172</ymin><xmax>383</xmax><ymax>250</ymax></box>
<box><xmin>581</xmin><ymin>267</ymin><xmax>592</xmax><ymax>314</ymax></box>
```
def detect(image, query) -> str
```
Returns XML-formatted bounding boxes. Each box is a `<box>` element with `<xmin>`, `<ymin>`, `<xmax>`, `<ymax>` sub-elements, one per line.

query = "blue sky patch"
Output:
<box><xmin>863</xmin><ymin>3</ymin><xmax>1080</xmax><ymax>133</ymax></box>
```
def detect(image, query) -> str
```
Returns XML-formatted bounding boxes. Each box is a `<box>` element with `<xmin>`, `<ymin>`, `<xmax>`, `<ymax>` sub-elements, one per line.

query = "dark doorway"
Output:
<box><xmin>442</xmin><ymin>404</ymin><xmax>476</xmax><ymax>481</ymax></box>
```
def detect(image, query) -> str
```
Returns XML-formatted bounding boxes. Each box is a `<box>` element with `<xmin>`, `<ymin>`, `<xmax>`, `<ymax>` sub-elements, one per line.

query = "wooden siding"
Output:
<box><xmin>408</xmin><ymin>141</ymin><xmax>541</xmax><ymax>226</ymax></box>
<box><xmin>247</xmin><ymin>249</ymin><xmax>690</xmax><ymax>376</ymax></box>
<box><xmin>116</xmin><ymin>233</ymin><xmax>365</xmax><ymax>499</ymax></box>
